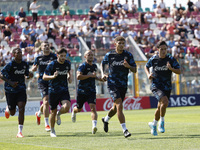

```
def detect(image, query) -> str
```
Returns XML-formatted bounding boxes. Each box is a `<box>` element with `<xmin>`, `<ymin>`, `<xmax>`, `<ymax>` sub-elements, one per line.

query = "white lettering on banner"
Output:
<box><xmin>103</xmin><ymin>98</ymin><xmax>113</xmax><ymax>111</ymax></box>
<box><xmin>14</xmin><ymin>69</ymin><xmax>25</xmax><ymax>74</ymax></box>
<box><xmin>170</xmin><ymin>96</ymin><xmax>196</xmax><ymax>107</ymax></box>
<box><xmin>154</xmin><ymin>66</ymin><xmax>168</xmax><ymax>71</ymax></box>
<box><xmin>123</xmin><ymin>97</ymin><xmax>142</xmax><ymax>110</ymax></box>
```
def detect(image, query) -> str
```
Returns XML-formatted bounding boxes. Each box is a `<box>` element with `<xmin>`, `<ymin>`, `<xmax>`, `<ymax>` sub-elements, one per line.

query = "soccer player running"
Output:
<box><xmin>0</xmin><ymin>48</ymin><xmax>33</xmax><ymax>138</ymax></box>
<box><xmin>43</xmin><ymin>48</ymin><xmax>72</xmax><ymax>137</ymax></box>
<box><xmin>101</xmin><ymin>36</ymin><xmax>137</xmax><ymax>138</ymax></box>
<box><xmin>32</xmin><ymin>42</ymin><xmax>57</xmax><ymax>132</ymax></box>
<box><xmin>71</xmin><ymin>50</ymin><xmax>105</xmax><ymax>134</ymax></box>
<box><xmin>145</xmin><ymin>41</ymin><xmax>181</xmax><ymax>136</ymax></box>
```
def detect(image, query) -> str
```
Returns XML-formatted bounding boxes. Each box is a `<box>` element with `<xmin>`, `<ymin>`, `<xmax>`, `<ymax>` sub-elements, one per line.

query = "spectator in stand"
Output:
<box><xmin>84</xmin><ymin>26</ymin><xmax>93</xmax><ymax>49</ymax></box>
<box><xmin>79</xmin><ymin>18</ymin><xmax>87</xmax><ymax>28</ymax></box>
<box><xmin>176</xmin><ymin>21</ymin><xmax>187</xmax><ymax>35</ymax></box>
<box><xmin>187</xmin><ymin>43</ymin><xmax>195</xmax><ymax>54</ymax></box>
<box><xmin>166</xmin><ymin>22</ymin><xmax>175</xmax><ymax>40</ymax></box>
<box><xmin>194</xmin><ymin>26</ymin><xmax>200</xmax><ymax>40</ymax></box>
<box><xmin>187</xmin><ymin>0</ymin><xmax>194</xmax><ymax>12</ymax></box>
<box><xmin>5</xmin><ymin>13</ymin><xmax>15</xmax><ymax>27</ymax></box>
<box><xmin>104</xmin><ymin>17</ymin><xmax>112</xmax><ymax>31</ymax></box>
<box><xmin>0</xmin><ymin>14</ymin><xmax>5</xmax><ymax>28</ymax></box>
<box><xmin>120</xmin><ymin>29</ymin><xmax>129</xmax><ymax>39</ymax></box>
<box><xmin>194</xmin><ymin>44</ymin><xmax>200</xmax><ymax>57</ymax></box>
<box><xmin>102</xmin><ymin>28</ymin><xmax>110</xmax><ymax>51</ymax></box>
<box><xmin>18</xmin><ymin>7</ymin><xmax>27</xmax><ymax>25</ymax></box>
<box><xmin>77</xmin><ymin>27</ymin><xmax>85</xmax><ymax>56</ymax></box>
<box><xmin>67</xmin><ymin>24</ymin><xmax>76</xmax><ymax>42</ymax></box>
<box><xmin>171</xmin><ymin>45</ymin><xmax>180</xmax><ymax>58</ymax></box>
<box><xmin>178</xmin><ymin>4</ymin><xmax>185</xmax><ymax>14</ymax></box>
<box><xmin>19</xmin><ymin>38</ymin><xmax>28</xmax><ymax>49</ymax></box>
<box><xmin>88</xmin><ymin>6</ymin><xmax>98</xmax><ymax>20</ymax></box>
<box><xmin>187</xmin><ymin>15</ymin><xmax>198</xmax><ymax>32</ymax></box>
<box><xmin>108</xmin><ymin>1</ymin><xmax>116</xmax><ymax>15</ymax></box>
<box><xmin>144</xmin><ymin>11</ymin><xmax>153</xmax><ymax>24</ymax></box>
<box><xmin>122</xmin><ymin>0</ymin><xmax>130</xmax><ymax>14</ymax></box>
<box><xmin>144</xmin><ymin>27</ymin><xmax>153</xmax><ymax>38</ymax></box>
<box><xmin>102</xmin><ymin>7</ymin><xmax>113</xmax><ymax>19</ymax></box>
<box><xmin>52</xmin><ymin>0</ymin><xmax>59</xmax><ymax>10</ymax></box>
<box><xmin>102</xmin><ymin>0</ymin><xmax>108</xmax><ymax>10</ymax></box>
<box><xmin>3</xmin><ymin>25</ymin><xmax>12</xmax><ymax>41</ymax></box>
<box><xmin>45</xmin><ymin>24</ymin><xmax>56</xmax><ymax>40</ymax></box>
<box><xmin>138</xmin><ymin>12</ymin><xmax>145</xmax><ymax>24</ymax></box>
<box><xmin>191</xmin><ymin>77</ymin><xmax>200</xmax><ymax>93</ymax></box>
<box><xmin>159</xmin><ymin>27</ymin><xmax>167</xmax><ymax>39</ymax></box>
<box><xmin>59</xmin><ymin>1</ymin><xmax>70</xmax><ymax>18</ymax></box>
<box><xmin>167</xmin><ymin>37</ymin><xmax>175</xmax><ymax>49</ymax></box>
<box><xmin>35</xmin><ymin>37</ymin><xmax>41</xmax><ymax>48</ymax></box>
<box><xmin>154</xmin><ymin>5</ymin><xmax>165</xmax><ymax>18</ymax></box>
<box><xmin>97</xmin><ymin>17</ymin><xmax>105</xmax><ymax>31</ymax></box>
<box><xmin>195</xmin><ymin>0</ymin><xmax>200</xmax><ymax>11</ymax></box>
<box><xmin>115</xmin><ymin>0</ymin><xmax>122</xmax><ymax>15</ymax></box>
<box><xmin>83</xmin><ymin>23</ymin><xmax>92</xmax><ymax>33</ymax></box>
<box><xmin>59</xmin><ymin>25</ymin><xmax>67</xmax><ymax>40</ymax></box>
<box><xmin>111</xmin><ymin>27</ymin><xmax>120</xmax><ymax>40</ymax></box>
<box><xmin>148</xmin><ymin>34</ymin><xmax>156</xmax><ymax>46</ymax></box>
<box><xmin>0</xmin><ymin>45</ymin><xmax>7</xmax><ymax>55</ymax></box>
<box><xmin>185</xmin><ymin>49</ymin><xmax>193</xmax><ymax>64</ymax></box>
<box><xmin>0</xmin><ymin>52</ymin><xmax>5</xmax><ymax>66</ymax></box>
<box><xmin>180</xmin><ymin>15</ymin><xmax>187</xmax><ymax>24</ymax></box>
<box><xmin>93</xmin><ymin>2</ymin><xmax>104</xmax><ymax>14</ymax></box>
<box><xmin>170</xmin><ymin>4</ymin><xmax>178</xmax><ymax>18</ymax></box>
<box><xmin>152</xmin><ymin>0</ymin><xmax>157</xmax><ymax>10</ymax></box>
<box><xmin>27</xmin><ymin>49</ymin><xmax>35</xmax><ymax>65</ymax></box>
<box><xmin>94</xmin><ymin>26</ymin><xmax>103</xmax><ymax>50</ymax></box>
<box><xmin>90</xmin><ymin>20</ymin><xmax>97</xmax><ymax>33</ymax></box>
<box><xmin>34</xmin><ymin>47</ymin><xmax>42</xmax><ymax>59</ymax></box>
<box><xmin>128</xmin><ymin>28</ymin><xmax>137</xmax><ymax>39</ymax></box>
<box><xmin>112</xmin><ymin>17</ymin><xmax>119</xmax><ymax>29</ymax></box>
<box><xmin>190</xmin><ymin>56</ymin><xmax>198</xmax><ymax>74</ymax></box>
<box><xmin>29</xmin><ymin>24</ymin><xmax>37</xmax><ymax>42</ymax></box>
<box><xmin>3</xmin><ymin>51</ymin><xmax>12</xmax><ymax>64</ymax></box>
<box><xmin>179</xmin><ymin>32</ymin><xmax>187</xmax><ymax>44</ymax></box>
<box><xmin>28</xmin><ymin>40</ymin><xmax>35</xmax><ymax>48</ymax></box>
<box><xmin>36</xmin><ymin>24</ymin><xmax>44</xmax><ymax>36</ymax></box>
<box><xmin>149</xmin><ymin>46</ymin><xmax>158</xmax><ymax>57</ymax></box>
<box><xmin>119</xmin><ymin>15</ymin><xmax>128</xmax><ymax>30</ymax></box>
<box><xmin>30</xmin><ymin>0</ymin><xmax>41</xmax><ymax>23</ymax></box>
<box><xmin>159</xmin><ymin>0</ymin><xmax>168</xmax><ymax>12</ymax></box>
<box><xmin>38</xmin><ymin>32</ymin><xmax>48</xmax><ymax>42</ymax></box>
<box><xmin>21</xmin><ymin>25</ymin><xmax>31</xmax><ymax>40</ymax></box>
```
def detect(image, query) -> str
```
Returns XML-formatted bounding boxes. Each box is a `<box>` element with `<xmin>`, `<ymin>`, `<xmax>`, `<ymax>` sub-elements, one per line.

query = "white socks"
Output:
<box><xmin>37</xmin><ymin>110</ymin><xmax>42</xmax><ymax>117</ymax></box>
<box><xmin>44</xmin><ymin>118</ymin><xmax>49</xmax><ymax>126</ymax></box>
<box><xmin>104</xmin><ymin>115</ymin><xmax>110</xmax><ymax>122</ymax></box>
<box><xmin>153</xmin><ymin>119</ymin><xmax>158</xmax><ymax>126</ymax></box>
<box><xmin>121</xmin><ymin>123</ymin><xmax>127</xmax><ymax>132</ymax></box>
<box><xmin>92</xmin><ymin>120</ymin><xmax>97</xmax><ymax>128</ymax></box>
<box><xmin>160</xmin><ymin>117</ymin><xmax>164</xmax><ymax>122</ymax></box>
<box><xmin>18</xmin><ymin>125</ymin><xmax>23</xmax><ymax>133</ymax></box>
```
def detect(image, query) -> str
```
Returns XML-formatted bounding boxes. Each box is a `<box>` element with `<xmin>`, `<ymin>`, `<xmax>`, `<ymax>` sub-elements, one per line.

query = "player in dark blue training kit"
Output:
<box><xmin>101</xmin><ymin>36</ymin><xmax>137</xmax><ymax>138</ymax></box>
<box><xmin>145</xmin><ymin>41</ymin><xmax>181</xmax><ymax>136</ymax></box>
<box><xmin>31</xmin><ymin>41</ymin><xmax>57</xmax><ymax>132</ymax></box>
<box><xmin>71</xmin><ymin>50</ymin><xmax>105</xmax><ymax>134</ymax></box>
<box><xmin>43</xmin><ymin>48</ymin><xmax>71</xmax><ymax>137</ymax></box>
<box><xmin>0</xmin><ymin>48</ymin><xmax>33</xmax><ymax>138</ymax></box>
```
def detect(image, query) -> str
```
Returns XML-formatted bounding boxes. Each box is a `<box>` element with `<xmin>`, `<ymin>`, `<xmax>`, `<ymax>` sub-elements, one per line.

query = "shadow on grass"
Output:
<box><xmin>143</xmin><ymin>134</ymin><xmax>200</xmax><ymax>140</ymax></box>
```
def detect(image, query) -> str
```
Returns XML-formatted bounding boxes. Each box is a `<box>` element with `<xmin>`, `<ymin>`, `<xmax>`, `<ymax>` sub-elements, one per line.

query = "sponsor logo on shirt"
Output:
<box><xmin>154</xmin><ymin>66</ymin><xmax>168</xmax><ymax>71</ymax></box>
<box><xmin>14</xmin><ymin>69</ymin><xmax>25</xmax><ymax>74</ymax></box>
<box><xmin>111</xmin><ymin>60</ymin><xmax>124</xmax><ymax>66</ymax></box>
<box><xmin>57</xmin><ymin>70</ymin><xmax>68</xmax><ymax>75</ymax></box>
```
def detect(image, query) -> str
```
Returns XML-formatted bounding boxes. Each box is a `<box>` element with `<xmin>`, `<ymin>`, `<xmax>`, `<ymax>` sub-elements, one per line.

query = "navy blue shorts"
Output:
<box><xmin>108</xmin><ymin>85</ymin><xmax>127</xmax><ymax>102</ymax></box>
<box><xmin>5</xmin><ymin>90</ymin><xmax>27</xmax><ymax>110</ymax></box>
<box><xmin>49</xmin><ymin>91</ymin><xmax>70</xmax><ymax>110</ymax></box>
<box><xmin>152</xmin><ymin>88</ymin><xmax>171</xmax><ymax>101</ymax></box>
<box><xmin>76</xmin><ymin>92</ymin><xmax>96</xmax><ymax>109</ymax></box>
<box><xmin>38</xmin><ymin>82</ymin><xmax>49</xmax><ymax>98</ymax></box>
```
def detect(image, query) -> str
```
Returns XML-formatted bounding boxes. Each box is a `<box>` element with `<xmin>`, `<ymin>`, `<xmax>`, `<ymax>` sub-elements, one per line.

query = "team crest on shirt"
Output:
<box><xmin>124</xmin><ymin>57</ymin><xmax>128</xmax><ymax>60</ymax></box>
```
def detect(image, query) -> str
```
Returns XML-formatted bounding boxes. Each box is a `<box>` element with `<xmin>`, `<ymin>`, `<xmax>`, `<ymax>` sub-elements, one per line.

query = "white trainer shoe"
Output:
<box><xmin>50</xmin><ymin>131</ymin><xmax>57</xmax><ymax>137</ymax></box>
<box><xmin>71</xmin><ymin>111</ymin><xmax>76</xmax><ymax>123</ymax></box>
<box><xmin>56</xmin><ymin>111</ymin><xmax>61</xmax><ymax>125</ymax></box>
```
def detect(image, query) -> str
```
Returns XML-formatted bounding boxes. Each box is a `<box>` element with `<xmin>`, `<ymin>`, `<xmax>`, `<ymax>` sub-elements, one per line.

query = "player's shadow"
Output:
<box><xmin>144</xmin><ymin>134</ymin><xmax>200</xmax><ymax>140</ymax></box>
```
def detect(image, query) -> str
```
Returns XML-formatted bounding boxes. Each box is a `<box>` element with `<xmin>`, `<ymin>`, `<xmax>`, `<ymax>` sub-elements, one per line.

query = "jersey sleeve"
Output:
<box><xmin>102</xmin><ymin>53</ymin><xmax>109</xmax><ymax>64</ymax></box>
<box><xmin>68</xmin><ymin>61</ymin><xmax>71</xmax><ymax>72</ymax></box>
<box><xmin>171</xmin><ymin>57</ymin><xmax>180</xmax><ymax>69</ymax></box>
<box><xmin>77</xmin><ymin>63</ymin><xmax>85</xmax><ymax>73</ymax></box>
<box><xmin>146</xmin><ymin>57</ymin><xmax>153</xmax><ymax>68</ymax></box>
<box><xmin>33</xmin><ymin>57</ymin><xmax>38</xmax><ymax>66</ymax></box>
<box><xmin>1</xmin><ymin>62</ymin><xmax>12</xmax><ymax>78</ymax></box>
<box><xmin>44</xmin><ymin>62</ymin><xmax>54</xmax><ymax>75</ymax></box>
<box><xmin>128</xmin><ymin>53</ymin><xmax>137</xmax><ymax>67</ymax></box>
<box><xmin>25</xmin><ymin>62</ymin><xmax>30</xmax><ymax>76</ymax></box>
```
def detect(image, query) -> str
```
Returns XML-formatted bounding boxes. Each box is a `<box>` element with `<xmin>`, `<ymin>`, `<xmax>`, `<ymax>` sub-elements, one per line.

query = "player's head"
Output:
<box><xmin>12</xmin><ymin>48</ymin><xmax>22</xmax><ymax>61</ymax></box>
<box><xmin>114</xmin><ymin>36</ymin><xmax>125</xmax><ymax>54</ymax></box>
<box><xmin>84</xmin><ymin>50</ymin><xmax>94</xmax><ymax>63</ymax></box>
<box><xmin>41</xmin><ymin>41</ymin><xmax>50</xmax><ymax>55</ymax></box>
<box><xmin>157</xmin><ymin>41</ymin><xmax>168</xmax><ymax>58</ymax></box>
<box><xmin>57</xmin><ymin>48</ymin><xmax>67</xmax><ymax>63</ymax></box>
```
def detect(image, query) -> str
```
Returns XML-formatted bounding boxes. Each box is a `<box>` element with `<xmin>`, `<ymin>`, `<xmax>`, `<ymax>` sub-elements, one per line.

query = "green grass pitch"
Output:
<box><xmin>0</xmin><ymin>106</ymin><xmax>200</xmax><ymax>150</ymax></box>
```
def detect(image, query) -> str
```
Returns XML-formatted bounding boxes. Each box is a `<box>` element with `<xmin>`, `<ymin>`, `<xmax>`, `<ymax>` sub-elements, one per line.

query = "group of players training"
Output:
<box><xmin>0</xmin><ymin>36</ymin><xmax>181</xmax><ymax>138</ymax></box>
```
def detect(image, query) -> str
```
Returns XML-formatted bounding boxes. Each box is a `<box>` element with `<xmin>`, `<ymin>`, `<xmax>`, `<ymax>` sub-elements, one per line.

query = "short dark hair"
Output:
<box><xmin>157</xmin><ymin>41</ymin><xmax>168</xmax><ymax>48</ymax></box>
<box><xmin>114</xmin><ymin>36</ymin><xmax>125</xmax><ymax>42</ymax></box>
<box><xmin>57</xmin><ymin>48</ymin><xmax>67</xmax><ymax>54</ymax></box>
<box><xmin>12</xmin><ymin>48</ymin><xmax>21</xmax><ymax>54</ymax></box>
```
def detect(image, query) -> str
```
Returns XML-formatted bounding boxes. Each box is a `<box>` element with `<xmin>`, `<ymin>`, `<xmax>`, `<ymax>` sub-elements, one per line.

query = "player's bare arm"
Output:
<box><xmin>68</xmin><ymin>71</ymin><xmax>72</xmax><ymax>83</ymax></box>
<box><xmin>123</xmin><ymin>59</ymin><xmax>137</xmax><ymax>73</ymax></box>
<box><xmin>43</xmin><ymin>71</ymin><xmax>58</xmax><ymax>81</ymax></box>
<box><xmin>167</xmin><ymin>62</ymin><xmax>181</xmax><ymax>74</ymax></box>
<box><xmin>144</xmin><ymin>66</ymin><xmax>154</xmax><ymax>80</ymax></box>
<box><xmin>77</xmin><ymin>71</ymin><xmax>96</xmax><ymax>80</ymax></box>
<box><xmin>31</xmin><ymin>64</ymin><xmax>38</xmax><ymax>72</ymax></box>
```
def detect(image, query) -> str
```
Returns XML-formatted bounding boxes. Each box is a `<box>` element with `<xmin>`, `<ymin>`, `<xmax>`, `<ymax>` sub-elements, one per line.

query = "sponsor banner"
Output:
<box><xmin>150</xmin><ymin>94</ymin><xmax>200</xmax><ymax>108</ymax></box>
<box><xmin>96</xmin><ymin>97</ymin><xmax>151</xmax><ymax>111</ymax></box>
<box><xmin>0</xmin><ymin>101</ymin><xmax>40</xmax><ymax>116</ymax></box>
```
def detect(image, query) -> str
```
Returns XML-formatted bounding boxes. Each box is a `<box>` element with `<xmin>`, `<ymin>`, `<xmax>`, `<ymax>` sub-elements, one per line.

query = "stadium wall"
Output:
<box><xmin>0</xmin><ymin>94</ymin><xmax>199</xmax><ymax>116</ymax></box>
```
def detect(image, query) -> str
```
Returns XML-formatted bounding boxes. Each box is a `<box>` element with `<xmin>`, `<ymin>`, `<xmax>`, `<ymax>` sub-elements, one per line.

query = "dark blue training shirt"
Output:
<box><xmin>102</xmin><ymin>50</ymin><xmax>136</xmax><ymax>88</ymax></box>
<box><xmin>77</xmin><ymin>62</ymin><xmax>97</xmax><ymax>94</ymax></box>
<box><xmin>33</xmin><ymin>53</ymin><xmax>57</xmax><ymax>83</ymax></box>
<box><xmin>1</xmin><ymin>60</ymin><xmax>29</xmax><ymax>93</ymax></box>
<box><xmin>44</xmin><ymin>60</ymin><xmax>71</xmax><ymax>93</ymax></box>
<box><xmin>146</xmin><ymin>54</ymin><xmax>180</xmax><ymax>91</ymax></box>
